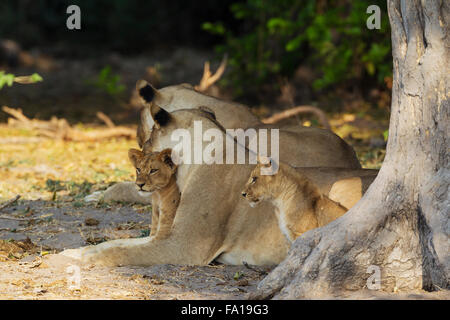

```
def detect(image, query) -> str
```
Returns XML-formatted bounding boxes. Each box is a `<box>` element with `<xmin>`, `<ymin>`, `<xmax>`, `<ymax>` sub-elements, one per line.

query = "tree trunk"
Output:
<box><xmin>250</xmin><ymin>0</ymin><xmax>449</xmax><ymax>299</ymax></box>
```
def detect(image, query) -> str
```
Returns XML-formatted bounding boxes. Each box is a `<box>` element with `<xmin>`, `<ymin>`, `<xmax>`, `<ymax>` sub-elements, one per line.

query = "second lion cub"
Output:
<box><xmin>128</xmin><ymin>148</ymin><xmax>180</xmax><ymax>239</ymax></box>
<box><xmin>242</xmin><ymin>158</ymin><xmax>377</xmax><ymax>242</ymax></box>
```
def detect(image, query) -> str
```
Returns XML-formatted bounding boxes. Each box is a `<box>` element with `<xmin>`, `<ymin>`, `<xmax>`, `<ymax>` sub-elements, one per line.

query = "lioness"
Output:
<box><xmin>241</xmin><ymin>158</ymin><xmax>377</xmax><ymax>242</ymax></box>
<box><xmin>102</xmin><ymin>80</ymin><xmax>361</xmax><ymax>202</ymax></box>
<box><xmin>135</xmin><ymin>80</ymin><xmax>361</xmax><ymax>168</ymax></box>
<box><xmin>62</xmin><ymin>106</ymin><xmax>364</xmax><ymax>266</ymax></box>
<box><xmin>135</xmin><ymin>80</ymin><xmax>261</xmax><ymax>146</ymax></box>
<box><xmin>128</xmin><ymin>148</ymin><xmax>180</xmax><ymax>240</ymax></box>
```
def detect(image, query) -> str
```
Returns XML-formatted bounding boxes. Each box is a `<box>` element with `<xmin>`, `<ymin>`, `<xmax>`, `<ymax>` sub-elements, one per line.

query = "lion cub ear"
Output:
<box><xmin>128</xmin><ymin>149</ymin><xmax>144</xmax><ymax>167</ymax></box>
<box><xmin>159</xmin><ymin>148</ymin><xmax>177</xmax><ymax>172</ymax></box>
<box><xmin>257</xmin><ymin>155</ymin><xmax>272</xmax><ymax>167</ymax></box>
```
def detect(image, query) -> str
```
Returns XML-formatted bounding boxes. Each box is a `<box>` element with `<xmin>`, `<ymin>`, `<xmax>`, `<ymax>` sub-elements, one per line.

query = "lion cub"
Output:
<box><xmin>128</xmin><ymin>148</ymin><xmax>180</xmax><ymax>239</ymax></box>
<box><xmin>242</xmin><ymin>158</ymin><xmax>371</xmax><ymax>243</ymax></box>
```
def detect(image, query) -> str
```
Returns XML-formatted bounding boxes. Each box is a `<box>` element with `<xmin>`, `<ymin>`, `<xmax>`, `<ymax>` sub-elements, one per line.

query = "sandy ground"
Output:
<box><xmin>0</xmin><ymin>200</ymin><xmax>271</xmax><ymax>300</ymax></box>
<box><xmin>0</xmin><ymin>200</ymin><xmax>448</xmax><ymax>300</ymax></box>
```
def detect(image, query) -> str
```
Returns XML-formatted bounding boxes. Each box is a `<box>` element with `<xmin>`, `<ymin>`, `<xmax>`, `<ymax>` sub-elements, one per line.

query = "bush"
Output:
<box><xmin>203</xmin><ymin>0</ymin><xmax>392</xmax><ymax>98</ymax></box>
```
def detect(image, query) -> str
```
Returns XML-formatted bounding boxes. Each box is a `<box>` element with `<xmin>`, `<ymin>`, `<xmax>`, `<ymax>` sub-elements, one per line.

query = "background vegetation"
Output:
<box><xmin>0</xmin><ymin>0</ymin><xmax>392</xmax><ymax>106</ymax></box>
<box><xmin>203</xmin><ymin>0</ymin><xmax>391</xmax><ymax>100</ymax></box>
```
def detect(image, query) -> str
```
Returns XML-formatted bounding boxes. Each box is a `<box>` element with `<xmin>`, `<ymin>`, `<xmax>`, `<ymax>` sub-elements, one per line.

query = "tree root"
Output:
<box><xmin>247</xmin><ymin>183</ymin><xmax>445</xmax><ymax>299</ymax></box>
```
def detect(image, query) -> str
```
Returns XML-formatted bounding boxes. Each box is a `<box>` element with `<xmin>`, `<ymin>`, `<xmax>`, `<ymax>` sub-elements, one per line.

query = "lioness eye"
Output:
<box><xmin>150</xmin><ymin>169</ymin><xmax>158</xmax><ymax>174</ymax></box>
<box><xmin>251</xmin><ymin>176</ymin><xmax>257</xmax><ymax>183</ymax></box>
<box><xmin>136</xmin><ymin>168</ymin><xmax>141</xmax><ymax>174</ymax></box>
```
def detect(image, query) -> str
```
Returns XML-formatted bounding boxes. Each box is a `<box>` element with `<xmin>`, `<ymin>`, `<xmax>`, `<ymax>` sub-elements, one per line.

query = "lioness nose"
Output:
<box><xmin>241</xmin><ymin>192</ymin><xmax>247</xmax><ymax>197</ymax></box>
<box><xmin>137</xmin><ymin>183</ymin><xmax>145</xmax><ymax>189</ymax></box>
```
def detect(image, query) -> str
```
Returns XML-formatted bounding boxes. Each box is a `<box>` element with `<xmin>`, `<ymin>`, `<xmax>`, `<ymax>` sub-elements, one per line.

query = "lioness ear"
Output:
<box><xmin>150</xmin><ymin>103</ymin><xmax>171</xmax><ymax>128</ymax></box>
<box><xmin>136</xmin><ymin>80</ymin><xmax>159</xmax><ymax>104</ymax></box>
<box><xmin>128</xmin><ymin>148</ymin><xmax>144</xmax><ymax>167</ymax></box>
<box><xmin>257</xmin><ymin>155</ymin><xmax>271</xmax><ymax>167</ymax></box>
<box><xmin>159</xmin><ymin>148</ymin><xmax>176</xmax><ymax>171</ymax></box>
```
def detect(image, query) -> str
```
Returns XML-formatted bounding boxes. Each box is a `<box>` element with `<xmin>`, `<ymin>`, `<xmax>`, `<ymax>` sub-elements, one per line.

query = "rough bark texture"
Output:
<box><xmin>250</xmin><ymin>0</ymin><xmax>449</xmax><ymax>299</ymax></box>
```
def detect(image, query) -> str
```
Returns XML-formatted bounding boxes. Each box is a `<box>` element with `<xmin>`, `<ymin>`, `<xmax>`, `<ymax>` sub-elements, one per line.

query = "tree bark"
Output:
<box><xmin>250</xmin><ymin>0</ymin><xmax>449</xmax><ymax>299</ymax></box>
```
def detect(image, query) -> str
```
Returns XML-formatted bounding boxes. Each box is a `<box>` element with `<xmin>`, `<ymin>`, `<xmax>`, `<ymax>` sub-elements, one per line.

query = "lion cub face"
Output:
<box><xmin>128</xmin><ymin>148</ymin><xmax>177</xmax><ymax>193</ymax></box>
<box><xmin>241</xmin><ymin>160</ymin><xmax>276</xmax><ymax>207</ymax></box>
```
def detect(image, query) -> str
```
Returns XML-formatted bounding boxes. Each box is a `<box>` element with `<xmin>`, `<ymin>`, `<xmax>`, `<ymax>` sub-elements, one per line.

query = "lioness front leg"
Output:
<box><xmin>61</xmin><ymin>172</ymin><xmax>230</xmax><ymax>266</ymax></box>
<box><xmin>62</xmin><ymin>234</ymin><xmax>209</xmax><ymax>266</ymax></box>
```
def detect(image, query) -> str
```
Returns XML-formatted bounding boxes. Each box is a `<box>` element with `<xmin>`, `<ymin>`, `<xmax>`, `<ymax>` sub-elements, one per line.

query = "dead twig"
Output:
<box><xmin>13</xmin><ymin>76</ymin><xmax>38</xmax><ymax>85</ymax></box>
<box><xmin>195</xmin><ymin>55</ymin><xmax>227</xmax><ymax>92</ymax></box>
<box><xmin>2</xmin><ymin>106</ymin><xmax>136</xmax><ymax>141</ymax></box>
<box><xmin>96</xmin><ymin>112</ymin><xmax>115</xmax><ymax>128</ymax></box>
<box><xmin>0</xmin><ymin>215</ymin><xmax>28</xmax><ymax>221</ymax></box>
<box><xmin>2</xmin><ymin>106</ymin><xmax>29</xmax><ymax>122</ymax></box>
<box><xmin>0</xmin><ymin>195</ymin><xmax>21</xmax><ymax>211</ymax></box>
<box><xmin>262</xmin><ymin>105</ymin><xmax>331</xmax><ymax>131</ymax></box>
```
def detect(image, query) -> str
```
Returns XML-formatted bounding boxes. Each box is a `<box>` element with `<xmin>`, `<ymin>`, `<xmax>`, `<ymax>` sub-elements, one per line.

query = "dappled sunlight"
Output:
<box><xmin>0</xmin><ymin>126</ymin><xmax>137</xmax><ymax>201</ymax></box>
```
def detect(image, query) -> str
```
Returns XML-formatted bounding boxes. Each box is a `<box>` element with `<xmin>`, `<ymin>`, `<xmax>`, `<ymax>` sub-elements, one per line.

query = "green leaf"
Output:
<box><xmin>202</xmin><ymin>22</ymin><xmax>225</xmax><ymax>35</ymax></box>
<box><xmin>233</xmin><ymin>271</ymin><xmax>243</xmax><ymax>280</ymax></box>
<box><xmin>0</xmin><ymin>72</ymin><xmax>15</xmax><ymax>89</ymax></box>
<box><xmin>30</xmin><ymin>73</ymin><xmax>43</xmax><ymax>83</ymax></box>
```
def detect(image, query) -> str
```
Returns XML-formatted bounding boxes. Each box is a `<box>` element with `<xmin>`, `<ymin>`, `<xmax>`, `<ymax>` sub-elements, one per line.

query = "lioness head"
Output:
<box><xmin>142</xmin><ymin>103</ymin><xmax>220</xmax><ymax>155</ymax></box>
<box><xmin>128</xmin><ymin>148</ymin><xmax>177</xmax><ymax>193</ymax></box>
<box><xmin>241</xmin><ymin>157</ymin><xmax>277</xmax><ymax>207</ymax></box>
<box><xmin>136</xmin><ymin>79</ymin><xmax>218</xmax><ymax>148</ymax></box>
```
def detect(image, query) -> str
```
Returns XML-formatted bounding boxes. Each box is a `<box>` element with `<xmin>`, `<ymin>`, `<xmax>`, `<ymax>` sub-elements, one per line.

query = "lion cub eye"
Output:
<box><xmin>150</xmin><ymin>168</ymin><xmax>159</xmax><ymax>174</ymax></box>
<box><xmin>251</xmin><ymin>176</ymin><xmax>257</xmax><ymax>184</ymax></box>
<box><xmin>136</xmin><ymin>168</ymin><xmax>141</xmax><ymax>174</ymax></box>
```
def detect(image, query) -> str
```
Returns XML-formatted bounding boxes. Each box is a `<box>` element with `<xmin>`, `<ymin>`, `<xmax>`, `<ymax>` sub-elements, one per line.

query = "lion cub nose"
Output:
<box><xmin>137</xmin><ymin>183</ymin><xmax>145</xmax><ymax>189</ymax></box>
<box><xmin>241</xmin><ymin>192</ymin><xmax>247</xmax><ymax>198</ymax></box>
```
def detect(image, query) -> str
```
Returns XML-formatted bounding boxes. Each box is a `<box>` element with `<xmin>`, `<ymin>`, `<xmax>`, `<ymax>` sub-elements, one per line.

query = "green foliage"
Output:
<box><xmin>0</xmin><ymin>71</ymin><xmax>14</xmax><ymax>89</ymax></box>
<box><xmin>383</xmin><ymin>129</ymin><xmax>389</xmax><ymax>142</ymax></box>
<box><xmin>45</xmin><ymin>179</ymin><xmax>93</xmax><ymax>197</ymax></box>
<box><xmin>92</xmin><ymin>66</ymin><xmax>126</xmax><ymax>96</ymax></box>
<box><xmin>203</xmin><ymin>0</ymin><xmax>392</xmax><ymax>96</ymax></box>
<box><xmin>29</xmin><ymin>73</ymin><xmax>43</xmax><ymax>83</ymax></box>
<box><xmin>0</xmin><ymin>71</ymin><xmax>43</xmax><ymax>89</ymax></box>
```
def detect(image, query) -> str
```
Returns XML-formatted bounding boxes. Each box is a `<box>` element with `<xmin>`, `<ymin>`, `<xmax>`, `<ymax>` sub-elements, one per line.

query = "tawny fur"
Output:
<box><xmin>242</xmin><ymin>161</ymin><xmax>348</xmax><ymax>242</ymax></box>
<box><xmin>61</xmin><ymin>107</ymin><xmax>367</xmax><ymax>267</ymax></box>
<box><xmin>101</xmin><ymin>79</ymin><xmax>361</xmax><ymax>206</ymax></box>
<box><xmin>128</xmin><ymin>148</ymin><xmax>180</xmax><ymax>240</ymax></box>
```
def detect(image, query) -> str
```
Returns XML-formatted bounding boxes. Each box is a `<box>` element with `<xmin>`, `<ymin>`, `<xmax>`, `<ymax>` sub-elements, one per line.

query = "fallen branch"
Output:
<box><xmin>2</xmin><ymin>106</ymin><xmax>136</xmax><ymax>141</ymax></box>
<box><xmin>96</xmin><ymin>111</ymin><xmax>115</xmax><ymax>128</ymax></box>
<box><xmin>262</xmin><ymin>105</ymin><xmax>331</xmax><ymax>131</ymax></box>
<box><xmin>0</xmin><ymin>195</ymin><xmax>21</xmax><ymax>211</ymax></box>
<box><xmin>195</xmin><ymin>55</ymin><xmax>227</xmax><ymax>92</ymax></box>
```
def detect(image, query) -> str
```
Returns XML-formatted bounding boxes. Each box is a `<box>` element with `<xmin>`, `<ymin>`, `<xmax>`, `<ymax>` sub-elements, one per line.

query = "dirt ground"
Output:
<box><xmin>0</xmin><ymin>199</ymin><xmax>272</xmax><ymax>300</ymax></box>
<box><xmin>0</xmin><ymin>199</ymin><xmax>448</xmax><ymax>300</ymax></box>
